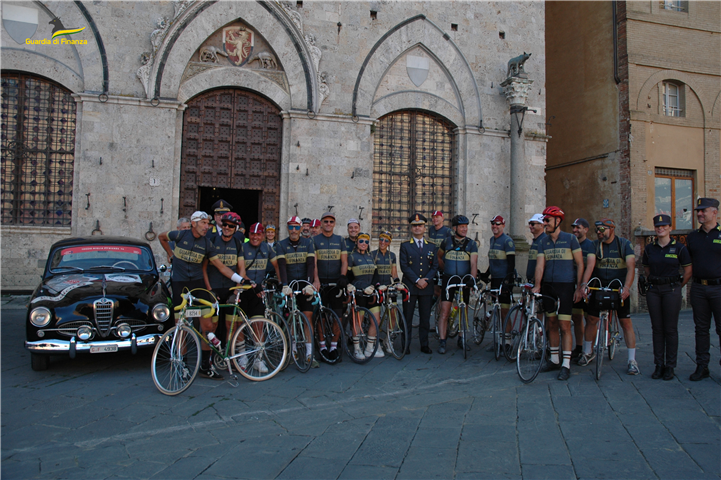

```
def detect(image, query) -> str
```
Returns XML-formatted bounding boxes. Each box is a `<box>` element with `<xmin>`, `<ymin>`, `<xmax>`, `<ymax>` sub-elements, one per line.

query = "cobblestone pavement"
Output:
<box><xmin>2</xmin><ymin>299</ymin><xmax>719</xmax><ymax>479</ymax></box>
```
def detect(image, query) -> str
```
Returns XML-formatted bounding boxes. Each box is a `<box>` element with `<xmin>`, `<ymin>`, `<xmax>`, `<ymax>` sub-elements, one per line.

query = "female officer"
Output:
<box><xmin>642</xmin><ymin>214</ymin><xmax>692</xmax><ymax>380</ymax></box>
<box><xmin>344</xmin><ymin>232</ymin><xmax>382</xmax><ymax>359</ymax></box>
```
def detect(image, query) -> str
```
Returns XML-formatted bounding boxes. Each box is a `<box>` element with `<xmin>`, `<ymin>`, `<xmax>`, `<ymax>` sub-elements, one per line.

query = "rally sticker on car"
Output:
<box><xmin>60</xmin><ymin>245</ymin><xmax>142</xmax><ymax>255</ymax></box>
<box><xmin>105</xmin><ymin>274</ymin><xmax>142</xmax><ymax>283</ymax></box>
<box><xmin>31</xmin><ymin>282</ymin><xmax>95</xmax><ymax>303</ymax></box>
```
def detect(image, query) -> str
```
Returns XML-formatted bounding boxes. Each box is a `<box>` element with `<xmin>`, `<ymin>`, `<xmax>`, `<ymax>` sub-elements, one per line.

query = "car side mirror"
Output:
<box><xmin>159</xmin><ymin>264</ymin><xmax>167</xmax><ymax>272</ymax></box>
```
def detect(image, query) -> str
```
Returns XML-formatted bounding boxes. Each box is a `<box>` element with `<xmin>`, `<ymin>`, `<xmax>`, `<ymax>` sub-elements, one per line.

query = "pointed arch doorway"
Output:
<box><xmin>179</xmin><ymin>88</ymin><xmax>282</xmax><ymax>227</ymax></box>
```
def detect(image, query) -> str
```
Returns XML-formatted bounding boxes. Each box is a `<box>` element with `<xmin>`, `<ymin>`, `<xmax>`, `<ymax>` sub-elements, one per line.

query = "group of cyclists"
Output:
<box><xmin>158</xmin><ymin>196</ymin><xmax>721</xmax><ymax>383</ymax></box>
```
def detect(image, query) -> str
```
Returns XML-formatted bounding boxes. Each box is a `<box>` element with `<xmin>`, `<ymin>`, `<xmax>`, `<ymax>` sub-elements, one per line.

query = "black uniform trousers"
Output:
<box><xmin>404</xmin><ymin>294</ymin><xmax>433</xmax><ymax>349</ymax></box>
<box><xmin>646</xmin><ymin>284</ymin><xmax>682</xmax><ymax>368</ymax></box>
<box><xmin>690</xmin><ymin>283</ymin><xmax>721</xmax><ymax>367</ymax></box>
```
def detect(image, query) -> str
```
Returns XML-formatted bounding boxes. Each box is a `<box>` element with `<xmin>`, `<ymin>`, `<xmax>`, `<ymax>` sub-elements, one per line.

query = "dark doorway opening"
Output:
<box><xmin>198</xmin><ymin>187</ymin><xmax>260</xmax><ymax>228</ymax></box>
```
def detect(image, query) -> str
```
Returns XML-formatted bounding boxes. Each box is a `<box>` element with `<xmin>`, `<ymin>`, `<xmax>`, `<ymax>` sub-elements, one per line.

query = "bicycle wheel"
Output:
<box><xmin>472</xmin><ymin>297</ymin><xmax>487</xmax><ymax>345</ymax></box>
<box><xmin>460</xmin><ymin>307</ymin><xmax>468</xmax><ymax>359</ymax></box>
<box><xmin>384</xmin><ymin>304</ymin><xmax>407</xmax><ymax>360</ymax></box>
<box><xmin>517</xmin><ymin>317</ymin><xmax>545</xmax><ymax>383</ymax></box>
<box><xmin>492</xmin><ymin>307</ymin><xmax>502</xmax><ymax>361</ymax></box>
<box><xmin>314</xmin><ymin>307</ymin><xmax>343</xmax><ymax>364</ymax></box>
<box><xmin>151</xmin><ymin>325</ymin><xmax>200</xmax><ymax>396</ymax></box>
<box><xmin>231</xmin><ymin>318</ymin><xmax>287</xmax><ymax>381</ymax></box>
<box><xmin>343</xmin><ymin>306</ymin><xmax>379</xmax><ymax>364</ymax></box>
<box><xmin>608</xmin><ymin>310</ymin><xmax>619</xmax><ymax>361</ymax></box>
<box><xmin>595</xmin><ymin>313</ymin><xmax>607</xmax><ymax>381</ymax></box>
<box><xmin>265</xmin><ymin>311</ymin><xmax>291</xmax><ymax>371</ymax></box>
<box><xmin>289</xmin><ymin>310</ymin><xmax>313</xmax><ymax>373</ymax></box>
<box><xmin>503</xmin><ymin>305</ymin><xmax>525</xmax><ymax>361</ymax></box>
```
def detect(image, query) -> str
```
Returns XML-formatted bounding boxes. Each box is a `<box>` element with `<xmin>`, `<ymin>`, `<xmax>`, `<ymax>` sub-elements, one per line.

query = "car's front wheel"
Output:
<box><xmin>31</xmin><ymin>353</ymin><xmax>50</xmax><ymax>371</ymax></box>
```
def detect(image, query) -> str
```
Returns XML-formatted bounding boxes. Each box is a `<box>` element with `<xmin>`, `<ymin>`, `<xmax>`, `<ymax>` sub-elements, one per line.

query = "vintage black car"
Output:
<box><xmin>25</xmin><ymin>236</ymin><xmax>172</xmax><ymax>371</ymax></box>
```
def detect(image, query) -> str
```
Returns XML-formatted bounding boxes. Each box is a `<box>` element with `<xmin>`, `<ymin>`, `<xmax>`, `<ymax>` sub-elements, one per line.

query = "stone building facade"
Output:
<box><xmin>545</xmin><ymin>1</ymin><xmax>721</xmax><ymax>310</ymax></box>
<box><xmin>1</xmin><ymin>1</ymin><xmax>547</xmax><ymax>292</ymax></box>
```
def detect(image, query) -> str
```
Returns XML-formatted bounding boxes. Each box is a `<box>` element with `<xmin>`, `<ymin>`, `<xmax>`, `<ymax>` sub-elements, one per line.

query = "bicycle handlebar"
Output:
<box><xmin>174</xmin><ymin>292</ymin><xmax>218</xmax><ymax>318</ymax></box>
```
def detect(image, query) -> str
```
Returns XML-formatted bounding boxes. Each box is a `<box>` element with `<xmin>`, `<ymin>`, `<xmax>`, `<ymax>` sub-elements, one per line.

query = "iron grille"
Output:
<box><xmin>94</xmin><ymin>298</ymin><xmax>114</xmax><ymax>337</ymax></box>
<box><xmin>372</xmin><ymin>110</ymin><xmax>455</xmax><ymax>237</ymax></box>
<box><xmin>1</xmin><ymin>73</ymin><xmax>76</xmax><ymax>226</ymax></box>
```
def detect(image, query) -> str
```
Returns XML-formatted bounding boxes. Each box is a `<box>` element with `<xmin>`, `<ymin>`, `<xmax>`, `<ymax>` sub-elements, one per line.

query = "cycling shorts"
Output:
<box><xmin>540</xmin><ymin>282</ymin><xmax>575</xmax><ymax>321</ymax></box>
<box><xmin>490</xmin><ymin>278</ymin><xmax>512</xmax><ymax>307</ymax></box>
<box><xmin>441</xmin><ymin>275</ymin><xmax>471</xmax><ymax>304</ymax></box>
<box><xmin>585</xmin><ymin>290</ymin><xmax>630</xmax><ymax>319</ymax></box>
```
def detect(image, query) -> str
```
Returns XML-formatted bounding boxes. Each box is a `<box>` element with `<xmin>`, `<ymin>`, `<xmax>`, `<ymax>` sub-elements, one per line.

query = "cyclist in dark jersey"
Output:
<box><xmin>310</xmin><ymin>219</ymin><xmax>322</xmax><ymax>237</ymax></box>
<box><xmin>344</xmin><ymin>218</ymin><xmax>361</xmax><ymax>253</ymax></box>
<box><xmin>312</xmin><ymin>211</ymin><xmax>348</xmax><ymax>361</ymax></box>
<box><xmin>571</xmin><ymin>218</ymin><xmax>594</xmax><ymax>360</ymax></box>
<box><xmin>526</xmin><ymin>214</ymin><xmax>546</xmax><ymax>283</ymax></box>
<box><xmin>238</xmin><ymin>223</ymin><xmax>279</xmax><ymax>319</ymax></box>
<box><xmin>532</xmin><ymin>206</ymin><xmax>583</xmax><ymax>381</ymax></box>
<box><xmin>428</xmin><ymin>211</ymin><xmax>453</xmax><ymax>305</ymax></box>
<box><xmin>345</xmin><ymin>232</ymin><xmax>382</xmax><ymax>359</ymax></box>
<box><xmin>580</xmin><ymin>218</ymin><xmax>639</xmax><ymax>375</ymax></box>
<box><xmin>371</xmin><ymin>231</ymin><xmax>399</xmax><ymax>286</ymax></box>
<box><xmin>436</xmin><ymin>215</ymin><xmax>478</xmax><ymax>354</ymax></box>
<box><xmin>276</xmin><ymin>216</ymin><xmax>317</xmax><ymax>368</ymax></box>
<box><xmin>482</xmin><ymin>215</ymin><xmax>515</xmax><ymax>322</ymax></box>
<box><xmin>301</xmin><ymin>218</ymin><xmax>312</xmax><ymax>238</ymax></box>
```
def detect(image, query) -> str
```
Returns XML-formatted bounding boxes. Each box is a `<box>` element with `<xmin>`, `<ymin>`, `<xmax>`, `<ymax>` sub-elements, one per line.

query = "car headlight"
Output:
<box><xmin>30</xmin><ymin>307</ymin><xmax>52</xmax><ymax>327</ymax></box>
<box><xmin>152</xmin><ymin>303</ymin><xmax>170</xmax><ymax>322</ymax></box>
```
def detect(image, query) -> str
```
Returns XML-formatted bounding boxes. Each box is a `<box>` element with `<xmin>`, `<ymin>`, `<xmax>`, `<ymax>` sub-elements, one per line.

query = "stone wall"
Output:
<box><xmin>1</xmin><ymin>1</ymin><xmax>547</xmax><ymax>291</ymax></box>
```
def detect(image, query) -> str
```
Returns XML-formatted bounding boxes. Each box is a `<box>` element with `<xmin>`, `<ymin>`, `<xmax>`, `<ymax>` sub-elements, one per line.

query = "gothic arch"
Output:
<box><xmin>712</xmin><ymin>90</ymin><xmax>721</xmax><ymax>121</ymax></box>
<box><xmin>352</xmin><ymin>15</ymin><xmax>481</xmax><ymax>128</ymax></box>
<box><xmin>636</xmin><ymin>69</ymin><xmax>706</xmax><ymax>122</ymax></box>
<box><xmin>143</xmin><ymin>1</ymin><xmax>316</xmax><ymax>111</ymax></box>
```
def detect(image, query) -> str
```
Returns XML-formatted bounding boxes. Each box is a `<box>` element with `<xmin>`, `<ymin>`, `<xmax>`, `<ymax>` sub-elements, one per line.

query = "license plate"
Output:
<box><xmin>90</xmin><ymin>345</ymin><xmax>118</xmax><ymax>354</ymax></box>
<box><xmin>185</xmin><ymin>309</ymin><xmax>201</xmax><ymax>318</ymax></box>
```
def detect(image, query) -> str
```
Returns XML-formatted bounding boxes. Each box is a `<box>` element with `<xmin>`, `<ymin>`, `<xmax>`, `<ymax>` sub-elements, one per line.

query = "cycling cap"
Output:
<box><xmin>571</xmin><ymin>218</ymin><xmax>589</xmax><ymax>228</ymax></box>
<box><xmin>221</xmin><ymin>212</ymin><xmax>241</xmax><ymax>225</ymax></box>
<box><xmin>379</xmin><ymin>231</ymin><xmax>392</xmax><ymax>242</ymax></box>
<box><xmin>249</xmin><ymin>223</ymin><xmax>264</xmax><ymax>234</ymax></box>
<box><xmin>527</xmin><ymin>213</ymin><xmax>544</xmax><ymax>224</ymax></box>
<box><xmin>432</xmin><ymin>210</ymin><xmax>443</xmax><ymax>217</ymax></box>
<box><xmin>542</xmin><ymin>206</ymin><xmax>565</xmax><ymax>220</ymax></box>
<box><xmin>357</xmin><ymin>232</ymin><xmax>370</xmax><ymax>241</ymax></box>
<box><xmin>191</xmin><ymin>211</ymin><xmax>209</xmax><ymax>222</ymax></box>
<box><xmin>452</xmin><ymin>215</ymin><xmax>469</xmax><ymax>226</ymax></box>
<box><xmin>490</xmin><ymin>215</ymin><xmax>505</xmax><ymax>224</ymax></box>
<box><xmin>321</xmin><ymin>211</ymin><xmax>336</xmax><ymax>220</ymax></box>
<box><xmin>301</xmin><ymin>217</ymin><xmax>312</xmax><ymax>224</ymax></box>
<box><xmin>595</xmin><ymin>218</ymin><xmax>615</xmax><ymax>228</ymax></box>
<box><xmin>347</xmin><ymin>218</ymin><xmax>360</xmax><ymax>226</ymax></box>
<box><xmin>287</xmin><ymin>216</ymin><xmax>302</xmax><ymax>225</ymax></box>
<box><xmin>266</xmin><ymin>224</ymin><xmax>276</xmax><ymax>231</ymax></box>
<box><xmin>311</xmin><ymin>219</ymin><xmax>321</xmax><ymax>227</ymax></box>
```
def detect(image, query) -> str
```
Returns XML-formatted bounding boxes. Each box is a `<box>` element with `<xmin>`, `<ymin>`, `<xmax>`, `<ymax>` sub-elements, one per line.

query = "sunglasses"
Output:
<box><xmin>379</xmin><ymin>238</ymin><xmax>390</xmax><ymax>243</ymax></box>
<box><xmin>288</xmin><ymin>225</ymin><xmax>301</xmax><ymax>230</ymax></box>
<box><xmin>221</xmin><ymin>223</ymin><xmax>236</xmax><ymax>228</ymax></box>
<box><xmin>543</xmin><ymin>218</ymin><xmax>553</xmax><ymax>223</ymax></box>
<box><xmin>323</xmin><ymin>219</ymin><xmax>335</xmax><ymax>224</ymax></box>
<box><xmin>491</xmin><ymin>222</ymin><xmax>503</xmax><ymax>226</ymax></box>
<box><xmin>358</xmin><ymin>239</ymin><xmax>370</xmax><ymax>244</ymax></box>
<box><xmin>595</xmin><ymin>226</ymin><xmax>607</xmax><ymax>233</ymax></box>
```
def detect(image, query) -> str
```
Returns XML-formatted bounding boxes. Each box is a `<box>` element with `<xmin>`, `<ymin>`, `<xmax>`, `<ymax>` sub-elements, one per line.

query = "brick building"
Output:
<box><xmin>1</xmin><ymin>1</ymin><xmax>548</xmax><ymax>291</ymax></box>
<box><xmin>545</xmin><ymin>1</ymin><xmax>721</xmax><ymax>309</ymax></box>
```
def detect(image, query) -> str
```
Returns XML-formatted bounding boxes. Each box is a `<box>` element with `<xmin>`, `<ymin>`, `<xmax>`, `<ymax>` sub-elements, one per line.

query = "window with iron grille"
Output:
<box><xmin>372</xmin><ymin>110</ymin><xmax>455</xmax><ymax>237</ymax></box>
<box><xmin>1</xmin><ymin>73</ymin><xmax>76</xmax><ymax>226</ymax></box>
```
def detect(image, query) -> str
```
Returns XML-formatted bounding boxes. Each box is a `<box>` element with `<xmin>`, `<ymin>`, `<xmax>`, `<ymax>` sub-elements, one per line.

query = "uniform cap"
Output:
<box><xmin>694</xmin><ymin>197</ymin><xmax>720</xmax><ymax>210</ymax></box>
<box><xmin>409</xmin><ymin>213</ymin><xmax>427</xmax><ymax>225</ymax></box>
<box><xmin>287</xmin><ymin>216</ymin><xmax>302</xmax><ymax>225</ymax></box>
<box><xmin>571</xmin><ymin>218</ymin><xmax>590</xmax><ymax>228</ymax></box>
<box><xmin>249</xmin><ymin>223</ymin><xmax>264</xmax><ymax>234</ymax></box>
<box><xmin>212</xmin><ymin>199</ymin><xmax>233</xmax><ymax>213</ymax></box>
<box><xmin>191</xmin><ymin>211</ymin><xmax>209</xmax><ymax>222</ymax></box>
<box><xmin>653</xmin><ymin>214</ymin><xmax>672</xmax><ymax>227</ymax></box>
<box><xmin>527</xmin><ymin>213</ymin><xmax>544</xmax><ymax>224</ymax></box>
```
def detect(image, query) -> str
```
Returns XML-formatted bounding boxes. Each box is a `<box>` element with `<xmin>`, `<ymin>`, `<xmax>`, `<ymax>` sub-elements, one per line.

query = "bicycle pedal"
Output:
<box><xmin>228</xmin><ymin>375</ymin><xmax>240</xmax><ymax>387</ymax></box>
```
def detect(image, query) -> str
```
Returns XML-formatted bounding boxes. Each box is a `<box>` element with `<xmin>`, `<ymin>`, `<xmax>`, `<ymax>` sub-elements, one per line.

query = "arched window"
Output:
<box><xmin>662</xmin><ymin>81</ymin><xmax>684</xmax><ymax>117</ymax></box>
<box><xmin>372</xmin><ymin>110</ymin><xmax>455</xmax><ymax>237</ymax></box>
<box><xmin>1</xmin><ymin>73</ymin><xmax>76</xmax><ymax>226</ymax></box>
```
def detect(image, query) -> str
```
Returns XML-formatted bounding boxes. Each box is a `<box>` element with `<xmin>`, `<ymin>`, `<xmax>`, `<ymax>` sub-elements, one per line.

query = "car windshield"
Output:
<box><xmin>48</xmin><ymin>244</ymin><xmax>155</xmax><ymax>273</ymax></box>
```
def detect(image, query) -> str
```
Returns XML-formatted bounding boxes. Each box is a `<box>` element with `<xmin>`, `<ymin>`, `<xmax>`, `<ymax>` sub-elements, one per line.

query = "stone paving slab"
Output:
<box><xmin>2</xmin><ymin>307</ymin><xmax>719</xmax><ymax>479</ymax></box>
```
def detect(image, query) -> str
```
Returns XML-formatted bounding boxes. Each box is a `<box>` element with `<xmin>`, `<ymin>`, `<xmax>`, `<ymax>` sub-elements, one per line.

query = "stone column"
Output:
<box><xmin>501</xmin><ymin>76</ymin><xmax>534</xmax><ymax>241</ymax></box>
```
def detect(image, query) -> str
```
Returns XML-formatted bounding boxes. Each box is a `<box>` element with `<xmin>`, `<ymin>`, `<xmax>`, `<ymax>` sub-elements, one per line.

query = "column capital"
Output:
<box><xmin>500</xmin><ymin>77</ymin><xmax>534</xmax><ymax>107</ymax></box>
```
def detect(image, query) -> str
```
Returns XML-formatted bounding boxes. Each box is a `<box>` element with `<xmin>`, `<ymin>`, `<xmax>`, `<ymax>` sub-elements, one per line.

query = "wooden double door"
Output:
<box><xmin>180</xmin><ymin>89</ymin><xmax>282</xmax><ymax>225</ymax></box>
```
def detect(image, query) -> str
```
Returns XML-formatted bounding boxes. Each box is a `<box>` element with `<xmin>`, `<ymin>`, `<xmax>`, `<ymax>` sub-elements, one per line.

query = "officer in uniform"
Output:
<box><xmin>642</xmin><ymin>214</ymin><xmax>692</xmax><ymax>380</ymax></box>
<box><xmin>686</xmin><ymin>197</ymin><xmax>721</xmax><ymax>381</ymax></box>
<box><xmin>399</xmin><ymin>213</ymin><xmax>439</xmax><ymax>354</ymax></box>
<box><xmin>210</xmin><ymin>200</ymin><xmax>232</xmax><ymax>236</ymax></box>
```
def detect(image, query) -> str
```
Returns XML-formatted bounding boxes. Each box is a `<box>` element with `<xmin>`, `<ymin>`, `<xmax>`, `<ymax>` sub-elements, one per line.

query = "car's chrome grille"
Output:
<box><xmin>55</xmin><ymin>321</ymin><xmax>94</xmax><ymax>337</ymax></box>
<box><xmin>94</xmin><ymin>298</ymin><xmax>114</xmax><ymax>337</ymax></box>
